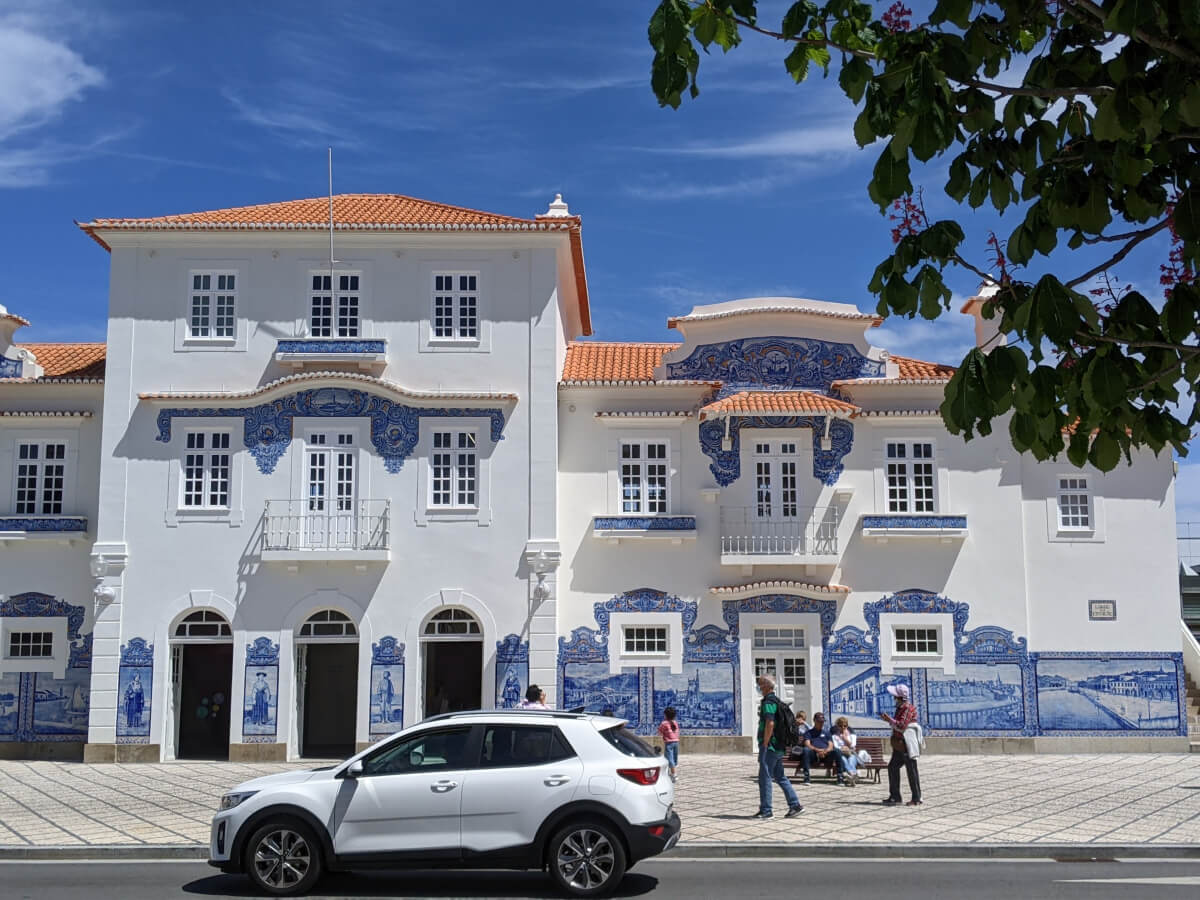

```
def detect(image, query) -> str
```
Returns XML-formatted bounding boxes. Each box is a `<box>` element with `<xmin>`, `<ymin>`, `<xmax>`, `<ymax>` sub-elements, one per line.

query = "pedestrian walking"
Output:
<box><xmin>753</xmin><ymin>674</ymin><xmax>803</xmax><ymax>819</ymax></box>
<box><xmin>879</xmin><ymin>683</ymin><xmax>922</xmax><ymax>806</ymax></box>
<box><xmin>658</xmin><ymin>706</ymin><xmax>681</xmax><ymax>782</ymax></box>
<box><xmin>519</xmin><ymin>684</ymin><xmax>549</xmax><ymax>709</ymax></box>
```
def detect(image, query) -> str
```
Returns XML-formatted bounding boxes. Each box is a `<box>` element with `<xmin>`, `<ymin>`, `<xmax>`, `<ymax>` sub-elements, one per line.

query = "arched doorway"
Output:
<box><xmin>171</xmin><ymin>610</ymin><xmax>233</xmax><ymax>760</ymax></box>
<box><xmin>422</xmin><ymin>608</ymin><xmax>483</xmax><ymax>717</ymax></box>
<box><xmin>295</xmin><ymin>609</ymin><xmax>358</xmax><ymax>758</ymax></box>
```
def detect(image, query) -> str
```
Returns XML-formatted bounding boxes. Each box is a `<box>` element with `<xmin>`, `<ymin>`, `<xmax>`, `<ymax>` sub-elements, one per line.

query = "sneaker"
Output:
<box><xmin>844</xmin><ymin>776</ymin><xmax>857</xmax><ymax>787</ymax></box>
<box><xmin>906</xmin><ymin>799</ymin><xmax>923</xmax><ymax>806</ymax></box>
<box><xmin>785</xmin><ymin>806</ymin><xmax>804</xmax><ymax>818</ymax></box>
<box><xmin>882</xmin><ymin>797</ymin><xmax>901</xmax><ymax>805</ymax></box>
<box><xmin>752</xmin><ymin>810</ymin><xmax>773</xmax><ymax>819</ymax></box>
<box><xmin>802</xmin><ymin>777</ymin><xmax>811</xmax><ymax>785</ymax></box>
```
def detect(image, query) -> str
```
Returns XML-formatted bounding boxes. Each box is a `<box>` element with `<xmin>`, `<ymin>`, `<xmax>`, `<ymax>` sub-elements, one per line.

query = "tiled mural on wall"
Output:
<box><xmin>0</xmin><ymin>593</ymin><xmax>92</xmax><ymax>743</ymax></box>
<box><xmin>495</xmin><ymin>634</ymin><xmax>529</xmax><ymax>710</ymax></box>
<box><xmin>1034</xmin><ymin>654</ymin><xmax>1184</xmax><ymax>734</ymax></box>
<box><xmin>369</xmin><ymin>636</ymin><xmax>405</xmax><ymax>736</ymax></box>
<box><xmin>116</xmin><ymin>638</ymin><xmax>153</xmax><ymax>743</ymax></box>
<box><xmin>827</xmin><ymin>663</ymin><xmax>913</xmax><ymax>731</ymax></box>
<box><xmin>242</xmin><ymin>638</ymin><xmax>279</xmax><ymax>743</ymax></box>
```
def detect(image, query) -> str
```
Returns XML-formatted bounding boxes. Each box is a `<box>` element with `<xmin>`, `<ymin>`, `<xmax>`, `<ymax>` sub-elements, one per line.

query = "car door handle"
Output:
<box><xmin>544</xmin><ymin>776</ymin><xmax>572</xmax><ymax>787</ymax></box>
<box><xmin>430</xmin><ymin>780</ymin><xmax>458</xmax><ymax>793</ymax></box>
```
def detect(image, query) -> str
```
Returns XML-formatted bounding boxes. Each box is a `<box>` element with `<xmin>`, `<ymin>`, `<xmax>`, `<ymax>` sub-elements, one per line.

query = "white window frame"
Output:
<box><xmin>175</xmin><ymin>261</ymin><xmax>247</xmax><ymax>352</ymax></box>
<box><xmin>308</xmin><ymin>270</ymin><xmax>363</xmax><ymax>338</ymax></box>
<box><xmin>892</xmin><ymin>626</ymin><xmax>941</xmax><ymax>656</ymax></box>
<box><xmin>431</xmin><ymin>271</ymin><xmax>480</xmax><ymax>341</ymax></box>
<box><xmin>180</xmin><ymin>430</ymin><xmax>233</xmax><ymax>510</ymax></box>
<box><xmin>878</xmin><ymin>613</ymin><xmax>954</xmax><ymax>674</ymax></box>
<box><xmin>165</xmin><ymin>419</ymin><xmax>243</xmax><ymax>526</ymax></box>
<box><xmin>419</xmin><ymin>259</ymin><xmax>491</xmax><ymax>353</ymax></box>
<box><xmin>428</xmin><ymin>428</ymin><xmax>479</xmax><ymax>510</ymax></box>
<box><xmin>1046</xmin><ymin>472</ymin><xmax>1106</xmax><ymax>542</ymax></box>
<box><xmin>884</xmin><ymin>439</ymin><xmax>938</xmax><ymax>514</ymax></box>
<box><xmin>622</xmin><ymin>625</ymin><xmax>668</xmax><ymax>655</ymax></box>
<box><xmin>619</xmin><ymin>439</ymin><xmax>670</xmax><ymax>515</ymax></box>
<box><xmin>187</xmin><ymin>270</ymin><xmax>238</xmax><ymax>341</ymax></box>
<box><xmin>1056</xmin><ymin>475</ymin><xmax>1092</xmax><ymax>531</ymax></box>
<box><xmin>609</xmin><ymin>612</ymin><xmax>680</xmax><ymax>673</ymax></box>
<box><xmin>0</xmin><ymin>616</ymin><xmax>70</xmax><ymax>677</ymax></box>
<box><xmin>3</xmin><ymin>430</ymin><xmax>79</xmax><ymax>520</ymax></box>
<box><xmin>12</xmin><ymin>439</ymin><xmax>69</xmax><ymax>516</ymax></box>
<box><xmin>6</xmin><ymin>629</ymin><xmax>54</xmax><ymax>659</ymax></box>
<box><xmin>415</xmin><ymin>417</ymin><xmax>492</xmax><ymax>526</ymax></box>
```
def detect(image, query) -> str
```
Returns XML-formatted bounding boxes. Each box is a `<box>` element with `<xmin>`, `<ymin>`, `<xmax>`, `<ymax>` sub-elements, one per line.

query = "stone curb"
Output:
<box><xmin>2</xmin><ymin>843</ymin><xmax>1199</xmax><ymax>862</ymax></box>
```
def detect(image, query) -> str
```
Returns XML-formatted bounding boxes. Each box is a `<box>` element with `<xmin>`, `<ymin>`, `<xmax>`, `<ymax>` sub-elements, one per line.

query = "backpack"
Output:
<box><xmin>765</xmin><ymin>693</ymin><xmax>800</xmax><ymax>749</ymax></box>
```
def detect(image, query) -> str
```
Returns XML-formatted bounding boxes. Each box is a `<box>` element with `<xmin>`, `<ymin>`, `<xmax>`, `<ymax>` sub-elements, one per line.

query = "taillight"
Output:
<box><xmin>617</xmin><ymin>766</ymin><xmax>661</xmax><ymax>786</ymax></box>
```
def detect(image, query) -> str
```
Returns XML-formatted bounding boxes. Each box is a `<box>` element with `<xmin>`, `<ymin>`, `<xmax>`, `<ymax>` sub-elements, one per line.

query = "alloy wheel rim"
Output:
<box><xmin>253</xmin><ymin>828</ymin><xmax>311</xmax><ymax>888</ymax></box>
<box><xmin>557</xmin><ymin>828</ymin><xmax>615</xmax><ymax>891</ymax></box>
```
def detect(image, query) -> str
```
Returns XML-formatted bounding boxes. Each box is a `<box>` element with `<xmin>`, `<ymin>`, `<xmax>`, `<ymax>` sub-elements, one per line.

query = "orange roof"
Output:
<box><xmin>562</xmin><ymin>341</ymin><xmax>678</xmax><ymax>382</ymax></box>
<box><xmin>892</xmin><ymin>354</ymin><xmax>956</xmax><ymax>379</ymax></box>
<box><xmin>79</xmin><ymin>193</ymin><xmax>592</xmax><ymax>336</ymax></box>
<box><xmin>699</xmin><ymin>390</ymin><xmax>859</xmax><ymax>420</ymax></box>
<box><xmin>16</xmin><ymin>343</ymin><xmax>107</xmax><ymax>379</ymax></box>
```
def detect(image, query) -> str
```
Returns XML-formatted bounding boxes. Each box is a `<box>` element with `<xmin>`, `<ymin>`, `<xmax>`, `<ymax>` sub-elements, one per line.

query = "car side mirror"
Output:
<box><xmin>343</xmin><ymin>759</ymin><xmax>364</xmax><ymax>779</ymax></box>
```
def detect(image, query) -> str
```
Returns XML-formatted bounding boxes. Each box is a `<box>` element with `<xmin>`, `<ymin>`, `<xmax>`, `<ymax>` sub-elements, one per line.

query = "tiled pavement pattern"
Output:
<box><xmin>1</xmin><ymin>754</ymin><xmax>1199</xmax><ymax>848</ymax></box>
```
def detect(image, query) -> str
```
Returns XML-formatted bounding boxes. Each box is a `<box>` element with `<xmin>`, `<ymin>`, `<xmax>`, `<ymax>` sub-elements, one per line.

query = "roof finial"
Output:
<box><xmin>542</xmin><ymin>193</ymin><xmax>570</xmax><ymax>217</ymax></box>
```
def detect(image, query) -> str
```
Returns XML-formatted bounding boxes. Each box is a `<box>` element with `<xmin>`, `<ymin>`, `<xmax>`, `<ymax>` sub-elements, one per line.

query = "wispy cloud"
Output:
<box><xmin>634</xmin><ymin>122</ymin><xmax>860</xmax><ymax>160</ymax></box>
<box><xmin>872</xmin><ymin>307</ymin><xmax>977</xmax><ymax>367</ymax></box>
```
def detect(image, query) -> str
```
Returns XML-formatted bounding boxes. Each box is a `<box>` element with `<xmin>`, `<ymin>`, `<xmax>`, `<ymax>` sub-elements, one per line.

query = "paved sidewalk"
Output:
<box><xmin>1</xmin><ymin>754</ymin><xmax>1199</xmax><ymax>850</ymax></box>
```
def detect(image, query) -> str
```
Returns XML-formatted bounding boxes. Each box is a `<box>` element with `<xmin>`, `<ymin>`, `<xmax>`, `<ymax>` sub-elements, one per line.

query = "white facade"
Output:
<box><xmin>0</xmin><ymin>196</ymin><xmax>1190</xmax><ymax>760</ymax></box>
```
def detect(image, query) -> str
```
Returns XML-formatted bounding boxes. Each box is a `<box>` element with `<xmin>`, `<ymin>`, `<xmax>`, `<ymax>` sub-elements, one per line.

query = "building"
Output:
<box><xmin>0</xmin><ymin>191</ymin><xmax>1193</xmax><ymax>760</ymax></box>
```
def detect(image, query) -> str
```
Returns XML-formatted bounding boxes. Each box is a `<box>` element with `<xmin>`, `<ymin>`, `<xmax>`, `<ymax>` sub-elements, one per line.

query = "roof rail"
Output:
<box><xmin>419</xmin><ymin>708</ymin><xmax>594</xmax><ymax>725</ymax></box>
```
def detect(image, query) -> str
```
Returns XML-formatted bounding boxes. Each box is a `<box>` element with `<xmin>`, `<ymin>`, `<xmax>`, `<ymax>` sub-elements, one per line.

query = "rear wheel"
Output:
<box><xmin>243</xmin><ymin>819</ymin><xmax>323</xmax><ymax>896</ymax></box>
<box><xmin>547</xmin><ymin>820</ymin><xmax>627</xmax><ymax>898</ymax></box>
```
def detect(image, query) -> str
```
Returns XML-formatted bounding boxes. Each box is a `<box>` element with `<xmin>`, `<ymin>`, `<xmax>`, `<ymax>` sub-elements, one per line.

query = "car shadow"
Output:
<box><xmin>182</xmin><ymin>869</ymin><xmax>659</xmax><ymax>898</ymax></box>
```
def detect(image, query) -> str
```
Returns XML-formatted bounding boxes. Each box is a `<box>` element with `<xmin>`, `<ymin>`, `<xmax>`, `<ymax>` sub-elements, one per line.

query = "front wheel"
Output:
<box><xmin>243</xmin><ymin>820</ymin><xmax>323</xmax><ymax>896</ymax></box>
<box><xmin>547</xmin><ymin>820</ymin><xmax>627</xmax><ymax>898</ymax></box>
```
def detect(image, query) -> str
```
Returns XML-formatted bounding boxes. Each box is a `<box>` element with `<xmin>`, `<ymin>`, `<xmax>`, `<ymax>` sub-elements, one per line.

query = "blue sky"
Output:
<box><xmin>1</xmin><ymin>0</ymin><xmax>1197</xmax><ymax>526</ymax></box>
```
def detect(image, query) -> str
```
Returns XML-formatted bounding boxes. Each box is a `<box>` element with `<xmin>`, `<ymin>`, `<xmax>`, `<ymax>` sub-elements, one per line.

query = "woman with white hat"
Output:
<box><xmin>879</xmin><ymin>682</ymin><xmax>922</xmax><ymax>806</ymax></box>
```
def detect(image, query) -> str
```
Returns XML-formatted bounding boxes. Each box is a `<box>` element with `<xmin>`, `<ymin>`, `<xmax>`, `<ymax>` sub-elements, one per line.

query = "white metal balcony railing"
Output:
<box><xmin>719</xmin><ymin>505</ymin><xmax>840</xmax><ymax>557</ymax></box>
<box><xmin>262</xmin><ymin>499</ymin><xmax>390</xmax><ymax>554</ymax></box>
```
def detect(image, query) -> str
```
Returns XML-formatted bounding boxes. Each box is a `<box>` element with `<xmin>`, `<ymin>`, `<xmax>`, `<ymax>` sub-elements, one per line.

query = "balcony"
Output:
<box><xmin>261</xmin><ymin>499</ymin><xmax>391</xmax><ymax>563</ymax></box>
<box><xmin>860</xmin><ymin>514</ymin><xmax>968</xmax><ymax>541</ymax></box>
<box><xmin>591</xmin><ymin>515</ymin><xmax>697</xmax><ymax>544</ymax></box>
<box><xmin>274</xmin><ymin>339</ymin><xmax>388</xmax><ymax>372</ymax></box>
<box><xmin>0</xmin><ymin>515</ymin><xmax>88</xmax><ymax>545</ymax></box>
<box><xmin>719</xmin><ymin>506</ymin><xmax>840</xmax><ymax>566</ymax></box>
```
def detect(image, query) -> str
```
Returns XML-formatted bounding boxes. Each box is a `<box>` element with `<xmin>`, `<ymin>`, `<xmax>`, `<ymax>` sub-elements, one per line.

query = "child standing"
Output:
<box><xmin>658</xmin><ymin>707</ymin><xmax>681</xmax><ymax>782</ymax></box>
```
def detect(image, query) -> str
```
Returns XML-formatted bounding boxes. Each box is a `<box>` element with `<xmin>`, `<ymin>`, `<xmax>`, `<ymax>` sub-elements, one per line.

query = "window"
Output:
<box><xmin>173</xmin><ymin>610</ymin><xmax>232</xmax><ymax>639</ymax></box>
<box><xmin>894</xmin><ymin>627</ymin><xmax>939</xmax><ymax>654</ymax></box>
<box><xmin>189</xmin><ymin>272</ymin><xmax>237</xmax><ymax>339</ymax></box>
<box><xmin>363</xmin><ymin>726</ymin><xmax>472</xmax><ymax>776</ymax></box>
<box><xmin>620</xmin><ymin>440</ymin><xmax>668</xmax><ymax>514</ymax></box>
<box><xmin>424</xmin><ymin>608</ymin><xmax>481</xmax><ymax>636</ymax></box>
<box><xmin>623</xmin><ymin>625</ymin><xmax>668</xmax><ymax>655</ymax></box>
<box><xmin>752</xmin><ymin>627</ymin><xmax>806</xmax><ymax>650</ymax></box>
<box><xmin>299</xmin><ymin>609</ymin><xmax>357</xmax><ymax>638</ymax></box>
<box><xmin>14</xmin><ymin>441</ymin><xmax>66</xmax><ymax>515</ymax></box>
<box><xmin>886</xmin><ymin>441</ymin><xmax>935</xmax><ymax>513</ymax></box>
<box><xmin>480</xmin><ymin>725</ymin><xmax>576</xmax><ymax>767</ymax></box>
<box><xmin>7</xmin><ymin>631</ymin><xmax>53</xmax><ymax>659</ymax></box>
<box><xmin>182</xmin><ymin>431</ymin><xmax>231</xmax><ymax>508</ymax></box>
<box><xmin>599</xmin><ymin>725</ymin><xmax>657</xmax><ymax>758</ymax></box>
<box><xmin>430</xmin><ymin>430</ymin><xmax>477</xmax><ymax>508</ymax></box>
<box><xmin>432</xmin><ymin>273</ymin><xmax>479</xmax><ymax>339</ymax></box>
<box><xmin>1058</xmin><ymin>476</ymin><xmax>1091</xmax><ymax>530</ymax></box>
<box><xmin>310</xmin><ymin>272</ymin><xmax>360</xmax><ymax>337</ymax></box>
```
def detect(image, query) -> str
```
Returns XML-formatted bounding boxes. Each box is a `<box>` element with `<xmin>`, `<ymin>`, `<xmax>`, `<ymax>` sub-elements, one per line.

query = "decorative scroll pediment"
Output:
<box><xmin>957</xmin><ymin>625</ymin><xmax>1028</xmax><ymax>663</ymax></box>
<box><xmin>119</xmin><ymin>637</ymin><xmax>154</xmax><ymax>667</ymax></box>
<box><xmin>721</xmin><ymin>594</ymin><xmax>839</xmax><ymax>647</ymax></box>
<box><xmin>863</xmin><ymin>589</ymin><xmax>971</xmax><ymax>639</ymax></box>
<box><xmin>557</xmin><ymin>626</ymin><xmax>608</xmax><ymax>664</ymax></box>
<box><xmin>826</xmin><ymin>625</ymin><xmax>876</xmax><ymax>662</ymax></box>
<box><xmin>1</xmin><ymin>592</ymin><xmax>86</xmax><ymax>641</ymax></box>
<box><xmin>155</xmin><ymin>387</ymin><xmax>507</xmax><ymax>474</ymax></box>
<box><xmin>371</xmin><ymin>636</ymin><xmax>406</xmax><ymax>665</ymax></box>
<box><xmin>699</xmin><ymin>415</ymin><xmax>854</xmax><ymax>486</ymax></box>
<box><xmin>666</xmin><ymin>337</ymin><xmax>883</xmax><ymax>392</ymax></box>
<box><xmin>593</xmin><ymin>589</ymin><xmax>698</xmax><ymax>638</ymax></box>
<box><xmin>496</xmin><ymin>633</ymin><xmax>530</xmax><ymax>663</ymax></box>
<box><xmin>246</xmin><ymin>637</ymin><xmax>281</xmax><ymax>666</ymax></box>
<box><xmin>684</xmin><ymin>623</ymin><xmax>737</xmax><ymax>663</ymax></box>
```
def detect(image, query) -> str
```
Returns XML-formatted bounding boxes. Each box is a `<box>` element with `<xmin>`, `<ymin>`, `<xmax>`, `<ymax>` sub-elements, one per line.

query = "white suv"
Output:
<box><xmin>209</xmin><ymin>710</ymin><xmax>680</xmax><ymax>897</ymax></box>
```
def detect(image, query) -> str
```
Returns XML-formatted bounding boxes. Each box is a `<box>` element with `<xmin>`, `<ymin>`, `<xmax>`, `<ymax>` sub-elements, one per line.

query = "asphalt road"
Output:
<box><xmin>4</xmin><ymin>858</ymin><xmax>1200</xmax><ymax>899</ymax></box>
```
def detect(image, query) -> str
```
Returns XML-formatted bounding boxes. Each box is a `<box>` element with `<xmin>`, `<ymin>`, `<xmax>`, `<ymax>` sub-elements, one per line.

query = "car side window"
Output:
<box><xmin>479</xmin><ymin>725</ymin><xmax>577</xmax><ymax>768</ymax></box>
<box><xmin>361</xmin><ymin>726</ymin><xmax>472</xmax><ymax>777</ymax></box>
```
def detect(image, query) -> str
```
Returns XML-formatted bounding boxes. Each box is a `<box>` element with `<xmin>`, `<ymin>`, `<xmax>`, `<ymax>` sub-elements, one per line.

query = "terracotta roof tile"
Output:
<box><xmin>16</xmin><ymin>343</ymin><xmax>107</xmax><ymax>379</ymax></box>
<box><xmin>699</xmin><ymin>390</ymin><xmax>859</xmax><ymax>420</ymax></box>
<box><xmin>562</xmin><ymin>341</ymin><xmax>679</xmax><ymax>382</ymax></box>
<box><xmin>892</xmin><ymin>355</ymin><xmax>956</xmax><ymax>379</ymax></box>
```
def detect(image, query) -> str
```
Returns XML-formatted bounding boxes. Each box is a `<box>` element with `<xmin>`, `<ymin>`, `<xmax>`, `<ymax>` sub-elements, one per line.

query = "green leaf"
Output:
<box><xmin>1180</xmin><ymin>84</ymin><xmax>1200</xmax><ymax>128</ymax></box>
<box><xmin>784</xmin><ymin>44</ymin><xmax>810</xmax><ymax>83</ymax></box>
<box><xmin>781</xmin><ymin>0</ymin><xmax>816</xmax><ymax>39</ymax></box>
<box><xmin>1008</xmin><ymin>223</ymin><xmax>1035</xmax><ymax>265</ymax></box>
<box><xmin>1173</xmin><ymin>188</ymin><xmax>1200</xmax><ymax>242</ymax></box>
<box><xmin>1082</xmin><ymin>355</ymin><xmax>1128</xmax><ymax>409</ymax></box>
<box><xmin>881</xmin><ymin>272</ymin><xmax>919</xmax><ymax>316</ymax></box>
<box><xmin>931</xmin><ymin>0</ymin><xmax>972</xmax><ymax>28</ymax></box>
<box><xmin>839</xmin><ymin>56</ymin><xmax>871</xmax><ymax>104</ymax></box>
<box><xmin>1162</xmin><ymin>284</ymin><xmax>1200</xmax><ymax>344</ymax></box>
<box><xmin>1009</xmin><ymin>412</ymin><xmax>1037</xmax><ymax>451</ymax></box>
<box><xmin>1092</xmin><ymin>94</ymin><xmax>1129</xmax><ymax>142</ymax></box>
<box><xmin>1088</xmin><ymin>430</ymin><xmax>1120</xmax><ymax>472</ymax></box>
<box><xmin>1066</xmin><ymin>429</ymin><xmax>1090</xmax><ymax>468</ymax></box>
<box><xmin>1077</xmin><ymin>180</ymin><xmax>1113</xmax><ymax>234</ymax></box>
<box><xmin>853</xmin><ymin>110</ymin><xmax>876</xmax><ymax>147</ymax></box>
<box><xmin>869</xmin><ymin>146</ymin><xmax>912</xmax><ymax>208</ymax></box>
<box><xmin>692</xmin><ymin>6</ymin><xmax>719</xmax><ymax>46</ymax></box>
<box><xmin>945</xmin><ymin>157</ymin><xmax>970</xmax><ymax>202</ymax></box>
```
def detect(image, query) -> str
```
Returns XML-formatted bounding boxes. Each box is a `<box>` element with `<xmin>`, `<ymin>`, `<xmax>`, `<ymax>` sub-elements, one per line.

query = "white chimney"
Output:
<box><xmin>539</xmin><ymin>193</ymin><xmax>571</xmax><ymax>218</ymax></box>
<box><xmin>960</xmin><ymin>280</ymin><xmax>1006</xmax><ymax>353</ymax></box>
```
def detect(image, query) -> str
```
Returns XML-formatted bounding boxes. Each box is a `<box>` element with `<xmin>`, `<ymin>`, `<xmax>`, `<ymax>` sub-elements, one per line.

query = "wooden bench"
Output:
<box><xmin>787</xmin><ymin>736</ymin><xmax>887</xmax><ymax>784</ymax></box>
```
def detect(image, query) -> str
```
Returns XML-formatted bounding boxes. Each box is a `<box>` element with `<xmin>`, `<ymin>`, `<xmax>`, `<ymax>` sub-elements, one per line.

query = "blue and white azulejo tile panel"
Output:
<box><xmin>650</xmin><ymin>663</ymin><xmax>736</xmax><ymax>733</ymax></box>
<box><xmin>495</xmin><ymin>634</ymin><xmax>529</xmax><ymax>710</ymax></box>
<box><xmin>827</xmin><ymin>663</ymin><xmax>913</xmax><ymax>731</ymax></box>
<box><xmin>116</xmin><ymin>638</ymin><xmax>153</xmax><ymax>743</ymax></box>
<box><xmin>926</xmin><ymin>664</ymin><xmax>1024</xmax><ymax>731</ymax></box>
<box><xmin>242</xmin><ymin>639</ymin><xmax>280</xmax><ymax>743</ymax></box>
<box><xmin>1034</xmin><ymin>654</ymin><xmax>1184</xmax><ymax>734</ymax></box>
<box><xmin>561</xmin><ymin>662</ymin><xmax>640</xmax><ymax>722</ymax></box>
<box><xmin>369</xmin><ymin>636</ymin><xmax>405</xmax><ymax>736</ymax></box>
<box><xmin>0</xmin><ymin>672</ymin><xmax>20</xmax><ymax>736</ymax></box>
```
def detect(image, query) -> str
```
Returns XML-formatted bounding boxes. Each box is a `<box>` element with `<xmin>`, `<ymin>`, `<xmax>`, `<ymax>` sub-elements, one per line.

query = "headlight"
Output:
<box><xmin>218</xmin><ymin>791</ymin><xmax>258</xmax><ymax>811</ymax></box>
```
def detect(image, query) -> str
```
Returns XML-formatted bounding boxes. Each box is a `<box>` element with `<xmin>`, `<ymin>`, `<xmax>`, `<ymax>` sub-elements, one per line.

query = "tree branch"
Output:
<box><xmin>1081</xmin><ymin>221</ymin><xmax>1170</xmax><ymax>245</ymax></box>
<box><xmin>1064</xmin><ymin>220</ymin><xmax>1170</xmax><ymax>288</ymax></box>
<box><xmin>1065</xmin><ymin>0</ymin><xmax>1200</xmax><ymax>65</ymax></box>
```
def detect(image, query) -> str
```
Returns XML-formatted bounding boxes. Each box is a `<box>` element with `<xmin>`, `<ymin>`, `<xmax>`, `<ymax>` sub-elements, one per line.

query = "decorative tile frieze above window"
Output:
<box><xmin>274</xmin><ymin>339</ymin><xmax>388</xmax><ymax>373</ymax></box>
<box><xmin>591</xmin><ymin>515</ymin><xmax>697</xmax><ymax>544</ymax></box>
<box><xmin>860</xmin><ymin>514</ymin><xmax>968</xmax><ymax>540</ymax></box>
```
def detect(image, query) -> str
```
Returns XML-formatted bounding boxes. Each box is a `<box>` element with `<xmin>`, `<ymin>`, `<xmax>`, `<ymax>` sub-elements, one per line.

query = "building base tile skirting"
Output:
<box><xmin>82</xmin><ymin>742</ymin><xmax>161</xmax><ymax>763</ymax></box>
<box><xmin>0</xmin><ymin>741</ymin><xmax>84</xmax><ymax>761</ymax></box>
<box><xmin>228</xmin><ymin>742</ymin><xmax>287</xmax><ymax>762</ymax></box>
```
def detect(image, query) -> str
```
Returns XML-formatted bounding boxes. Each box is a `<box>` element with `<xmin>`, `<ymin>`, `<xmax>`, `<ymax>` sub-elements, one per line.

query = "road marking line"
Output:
<box><xmin>1056</xmin><ymin>877</ymin><xmax>1200</xmax><ymax>885</ymax></box>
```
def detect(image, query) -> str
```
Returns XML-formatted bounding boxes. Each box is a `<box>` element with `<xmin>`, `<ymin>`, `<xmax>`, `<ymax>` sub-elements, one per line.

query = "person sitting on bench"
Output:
<box><xmin>800</xmin><ymin>712</ymin><xmax>849</xmax><ymax>785</ymax></box>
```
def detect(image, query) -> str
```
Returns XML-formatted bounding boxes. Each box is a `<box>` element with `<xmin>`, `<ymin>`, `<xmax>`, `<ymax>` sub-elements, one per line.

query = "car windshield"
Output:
<box><xmin>599</xmin><ymin>725</ymin><xmax>658</xmax><ymax>758</ymax></box>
